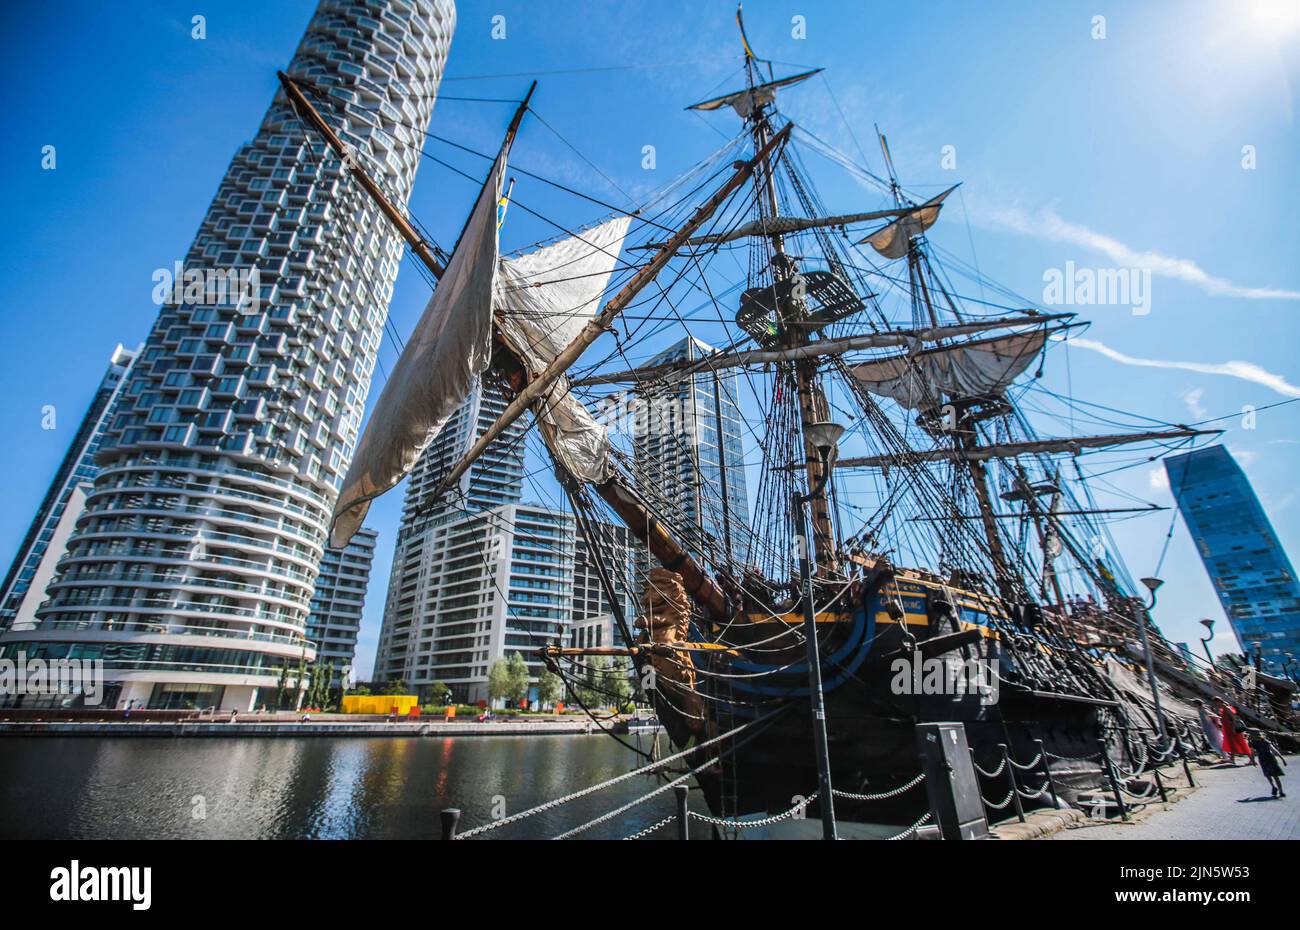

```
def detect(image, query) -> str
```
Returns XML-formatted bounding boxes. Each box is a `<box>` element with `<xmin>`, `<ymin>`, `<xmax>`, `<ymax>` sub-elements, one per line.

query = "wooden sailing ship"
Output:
<box><xmin>278</xmin><ymin>4</ymin><xmax>1295</xmax><ymax>831</ymax></box>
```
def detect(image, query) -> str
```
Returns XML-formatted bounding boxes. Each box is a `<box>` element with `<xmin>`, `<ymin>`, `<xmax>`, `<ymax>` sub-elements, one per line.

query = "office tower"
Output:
<box><xmin>1166</xmin><ymin>445</ymin><xmax>1300</xmax><ymax>672</ymax></box>
<box><xmin>571</xmin><ymin>520</ymin><xmax>635</xmax><ymax>648</ymax></box>
<box><xmin>375</xmin><ymin>501</ymin><xmax>573</xmax><ymax>704</ymax></box>
<box><xmin>0</xmin><ymin>345</ymin><xmax>138</xmax><ymax>632</ymax></box>
<box><xmin>306</xmin><ymin>525</ymin><xmax>377</xmax><ymax>684</ymax></box>
<box><xmin>633</xmin><ymin>336</ymin><xmax>750</xmax><ymax>570</ymax></box>
<box><xmin>0</xmin><ymin>0</ymin><xmax>455</xmax><ymax>711</ymax></box>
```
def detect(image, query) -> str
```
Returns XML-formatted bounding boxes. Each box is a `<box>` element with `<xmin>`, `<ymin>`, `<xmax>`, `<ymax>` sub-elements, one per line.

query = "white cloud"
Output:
<box><xmin>974</xmin><ymin>203</ymin><xmax>1300</xmax><ymax>301</ymax></box>
<box><xmin>1061</xmin><ymin>336</ymin><xmax>1300</xmax><ymax>399</ymax></box>
<box><xmin>1148</xmin><ymin>466</ymin><xmax>1170</xmax><ymax>492</ymax></box>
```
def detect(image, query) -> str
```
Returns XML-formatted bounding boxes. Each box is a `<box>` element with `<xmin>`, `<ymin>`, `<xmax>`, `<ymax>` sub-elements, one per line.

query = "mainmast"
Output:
<box><xmin>736</xmin><ymin>16</ymin><xmax>839</xmax><ymax>576</ymax></box>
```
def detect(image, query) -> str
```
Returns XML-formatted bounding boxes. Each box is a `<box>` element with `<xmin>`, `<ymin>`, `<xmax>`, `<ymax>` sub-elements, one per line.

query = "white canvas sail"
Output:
<box><xmin>495</xmin><ymin>215</ymin><xmax>632</xmax><ymax>483</ymax></box>
<box><xmin>858</xmin><ymin>185</ymin><xmax>956</xmax><ymax>259</ymax></box>
<box><xmin>329</xmin><ymin>153</ymin><xmax>506</xmax><ymax>547</ymax></box>
<box><xmin>850</xmin><ymin>329</ymin><xmax>1047</xmax><ymax>411</ymax></box>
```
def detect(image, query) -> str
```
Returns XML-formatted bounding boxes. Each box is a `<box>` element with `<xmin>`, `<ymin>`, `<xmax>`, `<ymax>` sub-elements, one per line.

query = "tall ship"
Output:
<box><xmin>288</xmin><ymin>5</ymin><xmax>1296</xmax><ymax>833</ymax></box>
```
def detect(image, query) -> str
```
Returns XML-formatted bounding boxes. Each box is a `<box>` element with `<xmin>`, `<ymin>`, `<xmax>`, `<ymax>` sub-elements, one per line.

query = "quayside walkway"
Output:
<box><xmin>1054</xmin><ymin>759</ymin><xmax>1299</xmax><ymax>840</ymax></box>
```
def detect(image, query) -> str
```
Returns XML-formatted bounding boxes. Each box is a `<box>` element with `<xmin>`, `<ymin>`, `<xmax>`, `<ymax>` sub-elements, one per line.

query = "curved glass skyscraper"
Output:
<box><xmin>0</xmin><ymin>0</ymin><xmax>456</xmax><ymax>711</ymax></box>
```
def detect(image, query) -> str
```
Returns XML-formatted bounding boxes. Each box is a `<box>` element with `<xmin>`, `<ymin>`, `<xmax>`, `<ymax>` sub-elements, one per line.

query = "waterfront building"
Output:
<box><xmin>1165</xmin><ymin>444</ymin><xmax>1300</xmax><ymax>673</ymax></box>
<box><xmin>0</xmin><ymin>345</ymin><xmax>138</xmax><ymax>632</ymax></box>
<box><xmin>0</xmin><ymin>0</ymin><xmax>455</xmax><ymax>711</ymax></box>
<box><xmin>375</xmin><ymin>500</ymin><xmax>574</xmax><ymax>704</ymax></box>
<box><xmin>632</xmin><ymin>336</ymin><xmax>750</xmax><ymax>572</ymax></box>
<box><xmin>306</xmin><ymin>525</ymin><xmax>377</xmax><ymax>685</ymax></box>
<box><xmin>570</xmin><ymin>520</ymin><xmax>635</xmax><ymax>648</ymax></box>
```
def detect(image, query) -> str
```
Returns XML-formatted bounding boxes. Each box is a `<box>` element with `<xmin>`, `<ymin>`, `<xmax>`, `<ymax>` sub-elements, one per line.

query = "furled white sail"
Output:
<box><xmin>857</xmin><ymin>185</ymin><xmax>956</xmax><ymax>259</ymax></box>
<box><xmin>687</xmin><ymin>68</ymin><xmax>823</xmax><ymax>118</ymax></box>
<box><xmin>850</xmin><ymin>329</ymin><xmax>1047</xmax><ymax>411</ymax></box>
<box><xmin>495</xmin><ymin>215</ymin><xmax>632</xmax><ymax>484</ymax></box>
<box><xmin>329</xmin><ymin>153</ymin><xmax>506</xmax><ymax>548</ymax></box>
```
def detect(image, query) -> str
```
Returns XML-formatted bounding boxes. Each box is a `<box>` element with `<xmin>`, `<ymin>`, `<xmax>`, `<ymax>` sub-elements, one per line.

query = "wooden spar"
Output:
<box><xmin>573</xmin><ymin>313</ymin><xmax>1075</xmax><ymax>386</ymax></box>
<box><xmin>907</xmin><ymin>506</ymin><xmax>1168</xmax><ymax>521</ymax></box>
<box><xmin>833</xmin><ymin>428</ymin><xmax>1221</xmax><ymax>468</ymax></box>
<box><xmin>278</xmin><ymin>71</ymin><xmax>448</xmax><ymax>278</ymax></box>
<box><xmin>279</xmin><ymin>70</ymin><xmax>731</xmax><ymax>621</ymax></box>
<box><xmin>428</xmin><ymin>124</ymin><xmax>793</xmax><ymax>503</ymax></box>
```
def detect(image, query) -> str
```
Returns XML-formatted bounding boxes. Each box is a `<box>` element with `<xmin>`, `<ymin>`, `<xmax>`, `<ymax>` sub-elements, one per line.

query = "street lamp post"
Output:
<box><xmin>792</xmin><ymin>420</ymin><xmax>844</xmax><ymax>841</ymax></box>
<box><xmin>1251</xmin><ymin>641</ymin><xmax>1264</xmax><ymax>712</ymax></box>
<box><xmin>1198</xmin><ymin>618</ymin><xmax>1215</xmax><ymax>668</ymax></box>
<box><xmin>1138</xmin><ymin>577</ymin><xmax>1168</xmax><ymax>739</ymax></box>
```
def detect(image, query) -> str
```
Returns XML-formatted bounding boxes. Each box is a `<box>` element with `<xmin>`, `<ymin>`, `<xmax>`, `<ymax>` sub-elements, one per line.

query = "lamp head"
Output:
<box><xmin>803</xmin><ymin>420</ymin><xmax>845</xmax><ymax>458</ymax></box>
<box><xmin>1200</xmin><ymin>618</ymin><xmax>1215</xmax><ymax>633</ymax></box>
<box><xmin>1139</xmin><ymin>576</ymin><xmax>1164</xmax><ymax>594</ymax></box>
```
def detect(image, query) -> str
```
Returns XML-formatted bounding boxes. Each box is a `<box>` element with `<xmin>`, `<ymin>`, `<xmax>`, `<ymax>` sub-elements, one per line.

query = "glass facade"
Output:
<box><xmin>633</xmin><ymin>336</ymin><xmax>751</xmax><ymax>570</ymax></box>
<box><xmin>1165</xmin><ymin>444</ymin><xmax>1300</xmax><ymax>672</ymax></box>
<box><xmin>0</xmin><ymin>345</ymin><xmax>138</xmax><ymax>630</ymax></box>
<box><xmin>305</xmin><ymin>525</ymin><xmax>377</xmax><ymax>684</ymax></box>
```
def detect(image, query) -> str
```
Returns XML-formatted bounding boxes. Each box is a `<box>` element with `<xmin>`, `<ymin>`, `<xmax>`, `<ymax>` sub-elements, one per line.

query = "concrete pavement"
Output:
<box><xmin>1054</xmin><ymin>757</ymin><xmax>1299</xmax><ymax>840</ymax></box>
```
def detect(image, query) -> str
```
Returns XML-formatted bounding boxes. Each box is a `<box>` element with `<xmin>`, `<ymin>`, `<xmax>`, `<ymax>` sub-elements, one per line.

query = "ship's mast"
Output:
<box><xmin>740</xmin><ymin>32</ymin><xmax>839</xmax><ymax>576</ymax></box>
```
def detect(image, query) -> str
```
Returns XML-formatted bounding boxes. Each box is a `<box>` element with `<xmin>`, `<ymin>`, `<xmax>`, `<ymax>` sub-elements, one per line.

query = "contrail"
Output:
<box><xmin>1062</xmin><ymin>336</ymin><xmax>1300</xmax><ymax>398</ymax></box>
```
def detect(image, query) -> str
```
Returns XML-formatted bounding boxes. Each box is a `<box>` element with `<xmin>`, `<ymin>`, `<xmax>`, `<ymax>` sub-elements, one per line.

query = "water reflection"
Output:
<box><xmin>0</xmin><ymin>735</ymin><xmax>678</xmax><ymax>840</ymax></box>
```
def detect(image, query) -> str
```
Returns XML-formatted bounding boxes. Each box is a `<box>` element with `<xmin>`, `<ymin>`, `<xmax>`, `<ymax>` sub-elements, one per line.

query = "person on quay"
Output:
<box><xmin>1245</xmin><ymin>729</ymin><xmax>1287</xmax><ymax>797</ymax></box>
<box><xmin>1214</xmin><ymin>698</ymin><xmax>1253</xmax><ymax>765</ymax></box>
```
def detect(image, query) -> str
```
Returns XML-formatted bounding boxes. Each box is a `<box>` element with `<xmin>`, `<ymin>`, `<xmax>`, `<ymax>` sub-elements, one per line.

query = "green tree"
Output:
<box><xmin>274</xmin><ymin>662</ymin><xmax>289</xmax><ymax>711</ymax></box>
<box><xmin>536</xmin><ymin>668</ymin><xmax>563</xmax><ymax>710</ymax></box>
<box><xmin>607</xmin><ymin>656</ymin><xmax>633</xmax><ymax>706</ymax></box>
<box><xmin>427</xmin><ymin>680</ymin><xmax>452</xmax><ymax>706</ymax></box>
<box><xmin>506</xmin><ymin>651</ymin><xmax>531</xmax><ymax>706</ymax></box>
<box><xmin>487</xmin><ymin>659</ymin><xmax>512</xmax><ymax>706</ymax></box>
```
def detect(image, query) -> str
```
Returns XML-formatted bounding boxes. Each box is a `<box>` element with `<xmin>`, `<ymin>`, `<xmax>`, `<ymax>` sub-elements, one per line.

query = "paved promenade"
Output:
<box><xmin>1055</xmin><ymin>758</ymin><xmax>1299</xmax><ymax>840</ymax></box>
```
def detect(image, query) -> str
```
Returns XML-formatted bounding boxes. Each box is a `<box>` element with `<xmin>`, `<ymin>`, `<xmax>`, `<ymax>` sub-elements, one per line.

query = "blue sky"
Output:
<box><xmin>1</xmin><ymin>1</ymin><xmax>1297</xmax><ymax>677</ymax></box>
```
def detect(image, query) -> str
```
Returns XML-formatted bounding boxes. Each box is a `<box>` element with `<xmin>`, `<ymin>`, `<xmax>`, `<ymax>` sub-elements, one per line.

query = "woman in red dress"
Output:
<box><xmin>1214</xmin><ymin>698</ymin><xmax>1253</xmax><ymax>765</ymax></box>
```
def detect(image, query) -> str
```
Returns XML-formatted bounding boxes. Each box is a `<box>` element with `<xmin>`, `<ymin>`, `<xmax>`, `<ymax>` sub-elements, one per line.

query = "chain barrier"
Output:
<box><xmin>1008</xmin><ymin>752</ymin><xmax>1043</xmax><ymax>772</ymax></box>
<box><xmin>452</xmin><ymin>707</ymin><xmax>779</xmax><ymax>839</ymax></box>
<box><xmin>886</xmin><ymin>810</ymin><xmax>933</xmax><ymax>841</ymax></box>
<box><xmin>688</xmin><ymin>790</ymin><xmax>819</xmax><ymax>830</ymax></box>
<box><xmin>972</xmin><ymin>757</ymin><xmax>1006</xmax><ymax>779</ymax></box>
<box><xmin>832</xmin><ymin>772</ymin><xmax>926</xmax><ymax>801</ymax></box>
<box><xmin>1015</xmin><ymin>779</ymin><xmax>1051</xmax><ymax>800</ymax></box>
<box><xmin>1046</xmin><ymin>749</ymin><xmax>1101</xmax><ymax>762</ymax></box>
<box><xmin>983</xmin><ymin>788</ymin><xmax>1015</xmax><ymax>810</ymax></box>
<box><xmin>621</xmin><ymin>814</ymin><xmax>676</xmax><ymax>841</ymax></box>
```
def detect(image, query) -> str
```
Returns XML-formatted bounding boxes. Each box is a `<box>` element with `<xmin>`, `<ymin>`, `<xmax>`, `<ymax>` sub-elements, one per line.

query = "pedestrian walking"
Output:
<box><xmin>1214</xmin><ymin>698</ymin><xmax>1253</xmax><ymax>765</ymax></box>
<box><xmin>1245</xmin><ymin>729</ymin><xmax>1287</xmax><ymax>797</ymax></box>
<box><xmin>1193</xmin><ymin>699</ymin><xmax>1228</xmax><ymax>760</ymax></box>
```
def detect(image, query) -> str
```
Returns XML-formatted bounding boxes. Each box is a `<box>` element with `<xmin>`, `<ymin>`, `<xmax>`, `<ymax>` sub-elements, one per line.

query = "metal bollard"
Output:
<box><xmin>1000</xmin><ymin>743</ymin><xmax>1026</xmax><ymax>823</ymax></box>
<box><xmin>1176</xmin><ymin>736</ymin><xmax>1196</xmax><ymax>788</ymax></box>
<box><xmin>1144</xmin><ymin>736</ymin><xmax>1168</xmax><ymax>802</ymax></box>
<box><xmin>674</xmin><ymin>784</ymin><xmax>690</xmax><ymax>841</ymax></box>
<box><xmin>440</xmin><ymin>808</ymin><xmax>461</xmax><ymax>840</ymax></box>
<box><xmin>1098</xmin><ymin>739</ymin><xmax>1129</xmax><ymax>821</ymax></box>
<box><xmin>1034</xmin><ymin>739</ymin><xmax>1060</xmax><ymax>810</ymax></box>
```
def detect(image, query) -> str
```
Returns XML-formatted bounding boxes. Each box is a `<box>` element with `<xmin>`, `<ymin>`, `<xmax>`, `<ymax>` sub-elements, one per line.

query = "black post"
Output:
<box><xmin>1176</xmin><ymin>734</ymin><xmax>1196</xmax><ymax>788</ymax></box>
<box><xmin>1000</xmin><ymin>743</ymin><xmax>1026</xmax><ymax>823</ymax></box>
<box><xmin>440</xmin><ymin>808</ymin><xmax>461</xmax><ymax>840</ymax></box>
<box><xmin>1144</xmin><ymin>736</ymin><xmax>1168</xmax><ymax>802</ymax></box>
<box><xmin>792</xmin><ymin>489</ymin><xmax>838</xmax><ymax>840</ymax></box>
<box><xmin>674</xmin><ymin>784</ymin><xmax>690</xmax><ymax>841</ymax></box>
<box><xmin>1034</xmin><ymin>739</ymin><xmax>1060</xmax><ymax>810</ymax></box>
<box><xmin>1098</xmin><ymin>739</ymin><xmax>1129</xmax><ymax>821</ymax></box>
